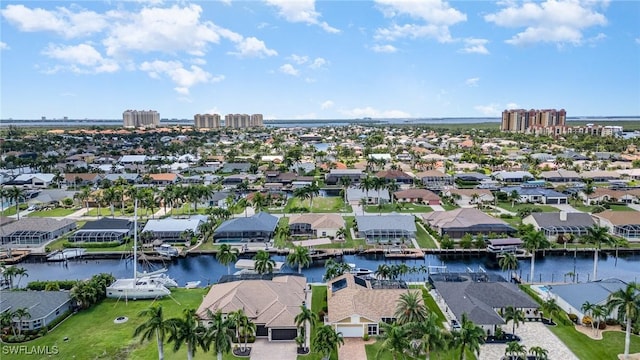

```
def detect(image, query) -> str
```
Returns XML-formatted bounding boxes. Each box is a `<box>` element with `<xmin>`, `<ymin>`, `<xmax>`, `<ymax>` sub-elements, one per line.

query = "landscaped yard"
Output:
<box><xmin>364</xmin><ymin>203</ymin><xmax>433</xmax><ymax>214</ymax></box>
<box><xmin>285</xmin><ymin>196</ymin><xmax>350</xmax><ymax>213</ymax></box>
<box><xmin>85</xmin><ymin>207</ymin><xmax>158</xmax><ymax>218</ymax></box>
<box><xmin>497</xmin><ymin>201</ymin><xmax>559</xmax><ymax>213</ymax></box>
<box><xmin>573</xmin><ymin>204</ymin><xmax>635</xmax><ymax>213</ymax></box>
<box><xmin>314</xmin><ymin>216</ymin><xmax>368</xmax><ymax>250</ymax></box>
<box><xmin>28</xmin><ymin>207</ymin><xmax>79</xmax><ymax>217</ymax></box>
<box><xmin>0</xmin><ymin>204</ymin><xmax>27</xmax><ymax>216</ymax></box>
<box><xmin>415</xmin><ymin>220</ymin><xmax>438</xmax><ymax>248</ymax></box>
<box><xmin>8</xmin><ymin>288</ymin><xmax>242</xmax><ymax>360</ymax></box>
<box><xmin>298</xmin><ymin>285</ymin><xmax>337</xmax><ymax>360</ymax></box>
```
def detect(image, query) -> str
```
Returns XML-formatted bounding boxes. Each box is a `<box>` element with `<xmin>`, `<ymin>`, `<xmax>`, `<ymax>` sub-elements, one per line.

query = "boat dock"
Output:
<box><xmin>361</xmin><ymin>248</ymin><xmax>425</xmax><ymax>259</ymax></box>
<box><xmin>46</xmin><ymin>248</ymin><xmax>87</xmax><ymax>262</ymax></box>
<box><xmin>0</xmin><ymin>249</ymin><xmax>31</xmax><ymax>265</ymax></box>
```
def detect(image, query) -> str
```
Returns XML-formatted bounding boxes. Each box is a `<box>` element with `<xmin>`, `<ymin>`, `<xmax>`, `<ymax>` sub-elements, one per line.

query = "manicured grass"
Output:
<box><xmin>497</xmin><ymin>201</ymin><xmax>558</xmax><ymax>213</ymax></box>
<box><xmin>286</xmin><ymin>197</ymin><xmax>349</xmax><ymax>213</ymax></box>
<box><xmin>314</xmin><ymin>216</ymin><xmax>368</xmax><ymax>250</ymax></box>
<box><xmin>415</xmin><ymin>221</ymin><xmax>438</xmax><ymax>248</ymax></box>
<box><xmin>28</xmin><ymin>207</ymin><xmax>79</xmax><ymax>217</ymax></box>
<box><xmin>298</xmin><ymin>286</ymin><xmax>338</xmax><ymax>360</ymax></box>
<box><xmin>573</xmin><ymin>204</ymin><xmax>635</xmax><ymax>213</ymax></box>
<box><xmin>421</xmin><ymin>287</ymin><xmax>447</xmax><ymax>325</ymax></box>
<box><xmin>440</xmin><ymin>203</ymin><xmax>458</xmax><ymax>211</ymax></box>
<box><xmin>0</xmin><ymin>204</ymin><xmax>27</xmax><ymax>216</ymax></box>
<box><xmin>364</xmin><ymin>203</ymin><xmax>433</xmax><ymax>214</ymax></box>
<box><xmin>12</xmin><ymin>288</ymin><xmax>242</xmax><ymax>360</ymax></box>
<box><xmin>519</xmin><ymin>285</ymin><xmax>640</xmax><ymax>360</ymax></box>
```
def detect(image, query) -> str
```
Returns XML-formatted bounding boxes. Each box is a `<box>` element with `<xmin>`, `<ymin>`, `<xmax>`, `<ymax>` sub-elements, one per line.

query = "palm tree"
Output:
<box><xmin>253</xmin><ymin>250</ymin><xmax>275</xmax><ymax>275</ymax></box>
<box><xmin>452</xmin><ymin>313</ymin><xmax>485</xmax><ymax>360</ymax></box>
<box><xmin>375</xmin><ymin>264</ymin><xmax>392</xmax><ymax>280</ymax></box>
<box><xmin>167</xmin><ymin>308</ymin><xmax>208</xmax><ymax>360</ymax></box>
<box><xmin>505</xmin><ymin>341</ymin><xmax>526</xmax><ymax>360</ymax></box>
<box><xmin>13</xmin><ymin>307</ymin><xmax>31</xmax><ymax>337</ymax></box>
<box><xmin>540</xmin><ymin>298</ymin><xmax>561</xmax><ymax>322</ymax></box>
<box><xmin>407</xmin><ymin>312</ymin><xmax>444</xmax><ymax>360</ymax></box>
<box><xmin>133</xmin><ymin>305</ymin><xmax>176</xmax><ymax>360</ymax></box>
<box><xmin>338</xmin><ymin>176</ymin><xmax>352</xmax><ymax>209</ymax></box>
<box><xmin>580</xmin><ymin>225</ymin><xmax>615</xmax><ymax>281</ymax></box>
<box><xmin>286</xmin><ymin>245</ymin><xmax>312</xmax><ymax>274</ymax></box>
<box><xmin>13</xmin><ymin>267</ymin><xmax>28</xmax><ymax>288</ymax></box>
<box><xmin>295</xmin><ymin>304</ymin><xmax>318</xmax><ymax>352</ymax></box>
<box><xmin>323</xmin><ymin>259</ymin><xmax>351</xmax><ymax>281</ymax></box>
<box><xmin>305</xmin><ymin>182</ymin><xmax>321</xmax><ymax>210</ymax></box>
<box><xmin>498</xmin><ymin>253</ymin><xmax>519</xmax><ymax>275</ymax></box>
<box><xmin>522</xmin><ymin>229</ymin><xmax>549</xmax><ymax>283</ymax></box>
<box><xmin>606</xmin><ymin>282</ymin><xmax>640</xmax><ymax>360</ymax></box>
<box><xmin>375</xmin><ymin>321</ymin><xmax>410</xmax><ymax>360</ymax></box>
<box><xmin>314</xmin><ymin>325</ymin><xmax>344</xmax><ymax>360</ymax></box>
<box><xmin>7</xmin><ymin>186</ymin><xmax>24</xmax><ymax>219</ymax></box>
<box><xmin>509</xmin><ymin>190</ymin><xmax>520</xmax><ymax>208</ymax></box>
<box><xmin>204</xmin><ymin>309</ymin><xmax>234</xmax><ymax>360</ymax></box>
<box><xmin>529</xmin><ymin>346</ymin><xmax>549</xmax><ymax>360</ymax></box>
<box><xmin>385</xmin><ymin>179</ymin><xmax>400</xmax><ymax>207</ymax></box>
<box><xmin>216</xmin><ymin>244</ymin><xmax>239</xmax><ymax>275</ymax></box>
<box><xmin>503</xmin><ymin>306</ymin><xmax>525</xmax><ymax>335</ymax></box>
<box><xmin>394</xmin><ymin>290</ymin><xmax>428</xmax><ymax>325</ymax></box>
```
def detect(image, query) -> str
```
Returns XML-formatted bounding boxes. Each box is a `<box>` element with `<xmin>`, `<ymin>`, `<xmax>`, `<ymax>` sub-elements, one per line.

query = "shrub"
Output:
<box><xmin>568</xmin><ymin>313</ymin><xmax>578</xmax><ymax>323</ymax></box>
<box><xmin>500</xmin><ymin>214</ymin><xmax>513</xmax><ymax>219</ymax></box>
<box><xmin>27</xmin><ymin>280</ymin><xmax>77</xmax><ymax>291</ymax></box>
<box><xmin>362</xmin><ymin>334</ymin><xmax>369</xmax><ymax>341</ymax></box>
<box><xmin>582</xmin><ymin>315</ymin><xmax>593</xmax><ymax>326</ymax></box>
<box><xmin>63</xmin><ymin>241</ymin><xmax>121</xmax><ymax>248</ymax></box>
<box><xmin>598</xmin><ymin>321</ymin><xmax>607</xmax><ymax>330</ymax></box>
<box><xmin>605</xmin><ymin>318</ymin><xmax>619</xmax><ymax>326</ymax></box>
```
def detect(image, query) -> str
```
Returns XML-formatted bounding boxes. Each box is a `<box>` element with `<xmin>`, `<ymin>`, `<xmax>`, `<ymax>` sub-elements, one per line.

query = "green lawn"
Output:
<box><xmin>497</xmin><ymin>201</ymin><xmax>558</xmax><ymax>213</ymax></box>
<box><xmin>520</xmin><ymin>285</ymin><xmax>640</xmax><ymax>360</ymax></box>
<box><xmin>314</xmin><ymin>216</ymin><xmax>368</xmax><ymax>250</ymax></box>
<box><xmin>364</xmin><ymin>203</ymin><xmax>433</xmax><ymax>214</ymax></box>
<box><xmin>7</xmin><ymin>288</ymin><xmax>242</xmax><ymax>360</ymax></box>
<box><xmin>286</xmin><ymin>197</ymin><xmax>350</xmax><ymax>213</ymax></box>
<box><xmin>28</xmin><ymin>207</ymin><xmax>79</xmax><ymax>217</ymax></box>
<box><xmin>440</xmin><ymin>203</ymin><xmax>458</xmax><ymax>211</ymax></box>
<box><xmin>573</xmin><ymin>204</ymin><xmax>635</xmax><ymax>213</ymax></box>
<box><xmin>415</xmin><ymin>221</ymin><xmax>438</xmax><ymax>248</ymax></box>
<box><xmin>298</xmin><ymin>286</ymin><xmax>337</xmax><ymax>360</ymax></box>
<box><xmin>0</xmin><ymin>204</ymin><xmax>27</xmax><ymax>216</ymax></box>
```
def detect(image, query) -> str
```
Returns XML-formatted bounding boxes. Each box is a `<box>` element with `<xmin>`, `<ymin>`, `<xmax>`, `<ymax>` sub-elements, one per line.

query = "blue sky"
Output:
<box><xmin>1</xmin><ymin>0</ymin><xmax>639</xmax><ymax>120</ymax></box>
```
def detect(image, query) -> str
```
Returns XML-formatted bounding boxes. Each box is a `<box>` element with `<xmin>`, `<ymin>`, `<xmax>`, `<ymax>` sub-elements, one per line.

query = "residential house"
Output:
<box><xmin>545</xmin><ymin>279</ymin><xmax>628</xmax><ymax>323</ymax></box>
<box><xmin>148</xmin><ymin>173</ymin><xmax>179</xmax><ymax>186</ymax></box>
<box><xmin>142</xmin><ymin>216</ymin><xmax>206</xmax><ymax>243</ymax></box>
<box><xmin>70</xmin><ymin>218</ymin><xmax>133</xmax><ymax>244</ymax></box>
<box><xmin>26</xmin><ymin>189</ymin><xmax>76</xmax><ymax>208</ymax></box>
<box><xmin>103</xmin><ymin>173</ymin><xmax>140</xmax><ymax>184</ymax></box>
<box><xmin>346</xmin><ymin>187</ymin><xmax>390</xmax><ymax>205</ymax></box>
<box><xmin>580</xmin><ymin>170</ymin><xmax>621</xmax><ymax>182</ymax></box>
<box><xmin>374</xmin><ymin>170</ymin><xmax>413</xmax><ymax>185</ymax></box>
<box><xmin>415</xmin><ymin>170</ymin><xmax>453</xmax><ymax>190</ymax></box>
<box><xmin>0</xmin><ymin>291</ymin><xmax>73</xmax><ymax>331</ymax></box>
<box><xmin>118</xmin><ymin>155</ymin><xmax>147</xmax><ymax>164</ymax></box>
<box><xmin>355</xmin><ymin>215</ymin><xmax>416</xmax><ymax>244</ymax></box>
<box><xmin>500</xmin><ymin>186</ymin><xmax>568</xmax><ymax>205</ymax></box>
<box><xmin>5</xmin><ymin>173</ymin><xmax>55</xmax><ymax>189</ymax></box>
<box><xmin>325</xmin><ymin>169</ymin><xmax>364</xmax><ymax>185</ymax></box>
<box><xmin>522</xmin><ymin>212</ymin><xmax>595</xmax><ymax>240</ymax></box>
<box><xmin>0</xmin><ymin>218</ymin><xmax>76</xmax><ymax>246</ymax></box>
<box><xmin>581</xmin><ymin>188</ymin><xmax>629</xmax><ymax>205</ymax></box>
<box><xmin>220</xmin><ymin>162</ymin><xmax>252</xmax><ymax>174</ymax></box>
<box><xmin>540</xmin><ymin>169</ymin><xmax>582</xmax><ymax>183</ymax></box>
<box><xmin>213</xmin><ymin>212</ymin><xmax>278</xmax><ymax>243</ymax></box>
<box><xmin>442</xmin><ymin>189</ymin><xmax>494</xmax><ymax>207</ymax></box>
<box><xmin>64</xmin><ymin>173</ymin><xmax>102</xmax><ymax>188</ymax></box>
<box><xmin>196</xmin><ymin>275</ymin><xmax>306</xmax><ymax>341</ymax></box>
<box><xmin>222</xmin><ymin>174</ymin><xmax>257</xmax><ymax>187</ymax></box>
<box><xmin>453</xmin><ymin>172</ymin><xmax>490</xmax><ymax>183</ymax></box>
<box><xmin>393</xmin><ymin>188</ymin><xmax>441</xmax><ymax>205</ymax></box>
<box><xmin>326</xmin><ymin>273</ymin><xmax>411</xmax><ymax>337</ymax></box>
<box><xmin>422</xmin><ymin>208</ymin><xmax>516</xmax><ymax>239</ymax></box>
<box><xmin>288</xmin><ymin>214</ymin><xmax>345</xmax><ymax>238</ymax></box>
<box><xmin>592</xmin><ymin>211</ymin><xmax>640</xmax><ymax>240</ymax></box>
<box><xmin>492</xmin><ymin>171</ymin><xmax>534</xmax><ymax>183</ymax></box>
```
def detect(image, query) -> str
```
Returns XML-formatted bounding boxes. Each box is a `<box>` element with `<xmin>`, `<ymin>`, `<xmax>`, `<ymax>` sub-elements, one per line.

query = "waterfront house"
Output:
<box><xmin>325</xmin><ymin>273</ymin><xmax>410</xmax><ymax>337</ymax></box>
<box><xmin>103</xmin><ymin>173</ymin><xmax>140</xmax><ymax>184</ymax></box>
<box><xmin>580</xmin><ymin>170</ymin><xmax>622</xmax><ymax>182</ymax></box>
<box><xmin>196</xmin><ymin>275</ymin><xmax>305</xmax><ymax>341</ymax></box>
<box><xmin>441</xmin><ymin>189</ymin><xmax>494</xmax><ymax>207</ymax></box>
<box><xmin>492</xmin><ymin>171</ymin><xmax>534</xmax><ymax>184</ymax></box>
<box><xmin>374</xmin><ymin>170</ymin><xmax>413</xmax><ymax>184</ymax></box>
<box><xmin>220</xmin><ymin>162</ymin><xmax>252</xmax><ymax>174</ymax></box>
<box><xmin>0</xmin><ymin>291</ymin><xmax>73</xmax><ymax>331</ymax></box>
<box><xmin>0</xmin><ymin>218</ymin><xmax>76</xmax><ymax>247</ymax></box>
<box><xmin>543</xmin><ymin>279</ymin><xmax>627</xmax><ymax>323</ymax></box>
<box><xmin>288</xmin><ymin>213</ymin><xmax>345</xmax><ymax>239</ymax></box>
<box><xmin>500</xmin><ymin>186</ymin><xmax>568</xmax><ymax>205</ymax></box>
<box><xmin>63</xmin><ymin>173</ymin><xmax>102</xmax><ymax>187</ymax></box>
<box><xmin>415</xmin><ymin>170</ymin><xmax>454</xmax><ymax>190</ymax></box>
<box><xmin>70</xmin><ymin>218</ymin><xmax>133</xmax><ymax>244</ymax></box>
<box><xmin>325</xmin><ymin>169</ymin><xmax>364</xmax><ymax>185</ymax></box>
<box><xmin>453</xmin><ymin>172</ymin><xmax>490</xmax><ymax>183</ymax></box>
<box><xmin>539</xmin><ymin>169</ymin><xmax>582</xmax><ymax>183</ymax></box>
<box><xmin>346</xmin><ymin>187</ymin><xmax>390</xmax><ymax>205</ymax></box>
<box><xmin>422</xmin><ymin>208</ymin><xmax>516</xmax><ymax>239</ymax></box>
<box><xmin>148</xmin><ymin>173</ymin><xmax>180</xmax><ymax>186</ymax></box>
<box><xmin>5</xmin><ymin>173</ymin><xmax>55</xmax><ymax>189</ymax></box>
<box><xmin>142</xmin><ymin>216</ymin><xmax>205</xmax><ymax>243</ymax></box>
<box><xmin>592</xmin><ymin>211</ymin><xmax>640</xmax><ymax>240</ymax></box>
<box><xmin>522</xmin><ymin>212</ymin><xmax>595</xmax><ymax>240</ymax></box>
<box><xmin>213</xmin><ymin>212</ymin><xmax>278</xmax><ymax>243</ymax></box>
<box><xmin>393</xmin><ymin>188</ymin><xmax>441</xmax><ymax>205</ymax></box>
<box><xmin>355</xmin><ymin>214</ymin><xmax>416</xmax><ymax>244</ymax></box>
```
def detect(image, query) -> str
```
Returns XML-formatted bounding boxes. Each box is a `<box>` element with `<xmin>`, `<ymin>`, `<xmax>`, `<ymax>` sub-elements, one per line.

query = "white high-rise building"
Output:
<box><xmin>123</xmin><ymin>110</ymin><xmax>160</xmax><ymax>128</ymax></box>
<box><xmin>194</xmin><ymin>114</ymin><xmax>221</xmax><ymax>129</ymax></box>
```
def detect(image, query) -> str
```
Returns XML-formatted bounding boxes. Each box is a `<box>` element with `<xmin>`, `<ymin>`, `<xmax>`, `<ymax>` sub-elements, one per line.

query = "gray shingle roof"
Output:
<box><xmin>215</xmin><ymin>212</ymin><xmax>278</xmax><ymax>233</ymax></box>
<box><xmin>0</xmin><ymin>291</ymin><xmax>71</xmax><ymax>320</ymax></box>
<box><xmin>549</xmin><ymin>279</ymin><xmax>628</xmax><ymax>309</ymax></box>
<box><xmin>355</xmin><ymin>215</ymin><xmax>416</xmax><ymax>232</ymax></box>
<box><xmin>79</xmin><ymin>218</ymin><xmax>132</xmax><ymax>231</ymax></box>
<box><xmin>530</xmin><ymin>212</ymin><xmax>595</xmax><ymax>228</ymax></box>
<box><xmin>143</xmin><ymin>216</ymin><xmax>206</xmax><ymax>233</ymax></box>
<box><xmin>0</xmin><ymin>218</ymin><xmax>76</xmax><ymax>235</ymax></box>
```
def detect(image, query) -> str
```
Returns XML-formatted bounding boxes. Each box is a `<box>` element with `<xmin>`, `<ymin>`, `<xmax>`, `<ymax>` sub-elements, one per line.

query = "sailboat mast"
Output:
<box><xmin>133</xmin><ymin>198</ymin><xmax>138</xmax><ymax>282</ymax></box>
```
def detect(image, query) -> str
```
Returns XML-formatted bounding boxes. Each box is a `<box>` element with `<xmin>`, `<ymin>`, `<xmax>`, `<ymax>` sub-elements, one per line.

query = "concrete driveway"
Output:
<box><xmin>338</xmin><ymin>338</ymin><xmax>368</xmax><ymax>360</ymax></box>
<box><xmin>250</xmin><ymin>339</ymin><xmax>297</xmax><ymax>360</ymax></box>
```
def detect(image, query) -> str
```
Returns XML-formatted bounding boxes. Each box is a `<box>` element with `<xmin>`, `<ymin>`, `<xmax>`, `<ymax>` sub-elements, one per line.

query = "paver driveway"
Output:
<box><xmin>250</xmin><ymin>339</ymin><xmax>297</xmax><ymax>360</ymax></box>
<box><xmin>338</xmin><ymin>338</ymin><xmax>368</xmax><ymax>360</ymax></box>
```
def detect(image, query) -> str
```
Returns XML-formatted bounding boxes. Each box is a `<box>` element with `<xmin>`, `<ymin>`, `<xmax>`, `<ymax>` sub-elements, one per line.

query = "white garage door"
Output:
<box><xmin>336</xmin><ymin>325</ymin><xmax>363</xmax><ymax>338</ymax></box>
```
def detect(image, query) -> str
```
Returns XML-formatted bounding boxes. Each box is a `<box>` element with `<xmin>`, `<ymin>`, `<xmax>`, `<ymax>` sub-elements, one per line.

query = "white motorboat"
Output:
<box><xmin>233</xmin><ymin>259</ymin><xmax>285</xmax><ymax>275</ymax></box>
<box><xmin>107</xmin><ymin>200</ymin><xmax>171</xmax><ymax>300</ymax></box>
<box><xmin>348</xmin><ymin>263</ymin><xmax>373</xmax><ymax>277</ymax></box>
<box><xmin>47</xmin><ymin>248</ymin><xmax>86</xmax><ymax>261</ymax></box>
<box><xmin>185</xmin><ymin>281</ymin><xmax>201</xmax><ymax>289</ymax></box>
<box><xmin>154</xmin><ymin>243</ymin><xmax>179</xmax><ymax>258</ymax></box>
<box><xmin>135</xmin><ymin>267</ymin><xmax>178</xmax><ymax>288</ymax></box>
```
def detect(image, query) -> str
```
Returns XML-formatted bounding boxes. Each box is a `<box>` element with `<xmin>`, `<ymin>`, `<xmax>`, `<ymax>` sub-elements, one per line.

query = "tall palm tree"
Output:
<box><xmin>133</xmin><ymin>305</ymin><xmax>176</xmax><ymax>360</ymax></box>
<box><xmin>385</xmin><ymin>179</ymin><xmax>400</xmax><ymax>207</ymax></box>
<box><xmin>0</xmin><ymin>186</ymin><xmax>8</xmax><ymax>214</ymax></box>
<box><xmin>503</xmin><ymin>306</ymin><xmax>525</xmax><ymax>335</ymax></box>
<box><xmin>505</xmin><ymin>341</ymin><xmax>526</xmax><ymax>360</ymax></box>
<box><xmin>529</xmin><ymin>346</ymin><xmax>549</xmax><ymax>360</ymax></box>
<box><xmin>13</xmin><ymin>267</ymin><xmax>28</xmax><ymax>288</ymax></box>
<box><xmin>12</xmin><ymin>307</ymin><xmax>30</xmax><ymax>337</ymax></box>
<box><xmin>375</xmin><ymin>264</ymin><xmax>392</xmax><ymax>280</ymax></box>
<box><xmin>167</xmin><ymin>308</ymin><xmax>208</xmax><ymax>360</ymax></box>
<box><xmin>314</xmin><ymin>324</ymin><xmax>344</xmax><ymax>360</ymax></box>
<box><xmin>295</xmin><ymin>304</ymin><xmax>318</xmax><ymax>351</ymax></box>
<box><xmin>338</xmin><ymin>176</ymin><xmax>352</xmax><ymax>209</ymax></box>
<box><xmin>204</xmin><ymin>309</ymin><xmax>234</xmax><ymax>360</ymax></box>
<box><xmin>375</xmin><ymin>321</ymin><xmax>410</xmax><ymax>360</ymax></box>
<box><xmin>394</xmin><ymin>290</ymin><xmax>428</xmax><ymax>325</ymax></box>
<box><xmin>7</xmin><ymin>186</ymin><xmax>24</xmax><ymax>219</ymax></box>
<box><xmin>359</xmin><ymin>175</ymin><xmax>376</xmax><ymax>203</ymax></box>
<box><xmin>606</xmin><ymin>282</ymin><xmax>640</xmax><ymax>360</ymax></box>
<box><xmin>293</xmin><ymin>187</ymin><xmax>311</xmax><ymax>210</ymax></box>
<box><xmin>452</xmin><ymin>313</ymin><xmax>485</xmax><ymax>360</ymax></box>
<box><xmin>372</xmin><ymin>177</ymin><xmax>387</xmax><ymax>207</ymax></box>
<box><xmin>305</xmin><ymin>182</ymin><xmax>321</xmax><ymax>210</ymax></box>
<box><xmin>407</xmin><ymin>312</ymin><xmax>444</xmax><ymax>360</ymax></box>
<box><xmin>253</xmin><ymin>250</ymin><xmax>275</xmax><ymax>275</ymax></box>
<box><xmin>499</xmin><ymin>253</ymin><xmax>519</xmax><ymax>275</ymax></box>
<box><xmin>540</xmin><ymin>298</ymin><xmax>562</xmax><ymax>322</ymax></box>
<box><xmin>287</xmin><ymin>246</ymin><xmax>312</xmax><ymax>274</ymax></box>
<box><xmin>103</xmin><ymin>187</ymin><xmax>118</xmax><ymax>218</ymax></box>
<box><xmin>216</xmin><ymin>244</ymin><xmax>239</xmax><ymax>275</ymax></box>
<box><xmin>581</xmin><ymin>225</ymin><xmax>615</xmax><ymax>281</ymax></box>
<box><xmin>522</xmin><ymin>229</ymin><xmax>549</xmax><ymax>283</ymax></box>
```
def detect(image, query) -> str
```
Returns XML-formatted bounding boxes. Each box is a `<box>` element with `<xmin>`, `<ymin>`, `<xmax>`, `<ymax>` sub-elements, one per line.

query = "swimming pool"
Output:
<box><xmin>538</xmin><ymin>285</ymin><xmax>550</xmax><ymax>292</ymax></box>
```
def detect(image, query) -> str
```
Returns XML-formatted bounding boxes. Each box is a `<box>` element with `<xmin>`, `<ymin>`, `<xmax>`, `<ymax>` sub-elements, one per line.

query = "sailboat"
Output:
<box><xmin>106</xmin><ymin>200</ymin><xmax>171</xmax><ymax>300</ymax></box>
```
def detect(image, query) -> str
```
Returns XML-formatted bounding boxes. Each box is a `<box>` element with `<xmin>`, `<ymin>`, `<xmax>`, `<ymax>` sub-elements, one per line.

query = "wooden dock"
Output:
<box><xmin>361</xmin><ymin>248</ymin><xmax>425</xmax><ymax>259</ymax></box>
<box><xmin>0</xmin><ymin>249</ymin><xmax>31</xmax><ymax>265</ymax></box>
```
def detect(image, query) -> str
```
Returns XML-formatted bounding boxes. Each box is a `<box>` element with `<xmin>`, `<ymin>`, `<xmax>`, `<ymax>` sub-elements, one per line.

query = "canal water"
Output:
<box><xmin>17</xmin><ymin>251</ymin><xmax>640</xmax><ymax>287</ymax></box>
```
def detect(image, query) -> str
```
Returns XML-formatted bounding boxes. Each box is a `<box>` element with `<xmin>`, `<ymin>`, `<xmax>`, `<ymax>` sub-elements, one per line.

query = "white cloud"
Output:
<box><xmin>374</xmin><ymin>0</ymin><xmax>466</xmax><ymax>43</ymax></box>
<box><xmin>279</xmin><ymin>63</ymin><xmax>299</xmax><ymax>76</ymax></box>
<box><xmin>371</xmin><ymin>44</ymin><xmax>397</xmax><ymax>53</ymax></box>
<box><xmin>230</xmin><ymin>37</ymin><xmax>277</xmax><ymax>58</ymax></box>
<box><xmin>321</xmin><ymin>100</ymin><xmax>334</xmax><ymax>110</ymax></box>
<box><xmin>309</xmin><ymin>57</ymin><xmax>327</xmax><ymax>69</ymax></box>
<box><xmin>139</xmin><ymin>60</ymin><xmax>223</xmax><ymax>94</ymax></box>
<box><xmin>459</xmin><ymin>38</ymin><xmax>489</xmax><ymax>55</ymax></box>
<box><xmin>339</xmin><ymin>106</ymin><xmax>411</xmax><ymax>118</ymax></box>
<box><xmin>0</xmin><ymin>42</ymin><xmax>8</xmax><ymax>50</ymax></box>
<box><xmin>264</xmin><ymin>0</ymin><xmax>340</xmax><ymax>33</ymax></box>
<box><xmin>289</xmin><ymin>54</ymin><xmax>309</xmax><ymax>65</ymax></box>
<box><xmin>42</xmin><ymin>43</ymin><xmax>119</xmax><ymax>73</ymax></box>
<box><xmin>474</xmin><ymin>103</ymin><xmax>502</xmax><ymax>116</ymax></box>
<box><xmin>484</xmin><ymin>0</ymin><xmax>607</xmax><ymax>46</ymax></box>
<box><xmin>465</xmin><ymin>77</ymin><xmax>480</xmax><ymax>87</ymax></box>
<box><xmin>1</xmin><ymin>4</ymin><xmax>108</xmax><ymax>38</ymax></box>
<box><xmin>505</xmin><ymin>102</ymin><xmax>520</xmax><ymax>110</ymax></box>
